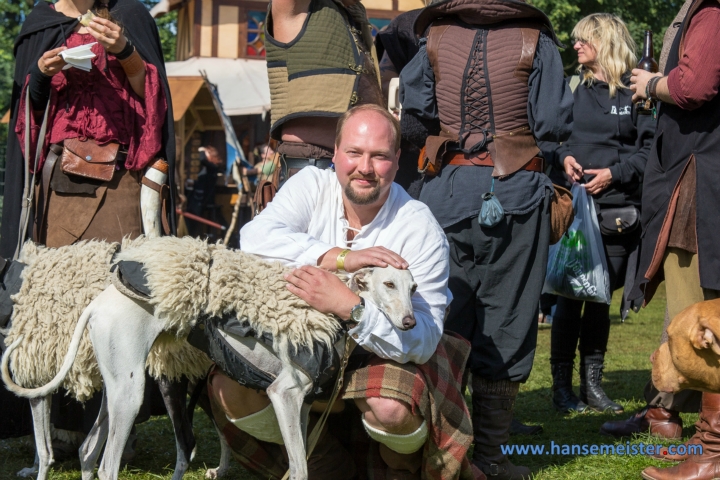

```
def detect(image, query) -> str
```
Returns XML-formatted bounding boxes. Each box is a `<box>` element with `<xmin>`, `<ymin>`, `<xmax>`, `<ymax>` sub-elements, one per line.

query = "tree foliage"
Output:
<box><xmin>0</xmin><ymin>0</ymin><xmax>33</xmax><ymax>115</ymax></box>
<box><xmin>531</xmin><ymin>0</ymin><xmax>682</xmax><ymax>71</ymax></box>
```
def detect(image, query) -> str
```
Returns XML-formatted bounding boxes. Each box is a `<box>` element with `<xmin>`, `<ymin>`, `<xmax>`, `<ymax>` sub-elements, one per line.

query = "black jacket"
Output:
<box><xmin>0</xmin><ymin>0</ymin><xmax>176</xmax><ymax>259</ymax></box>
<box><xmin>632</xmin><ymin>0</ymin><xmax>720</xmax><ymax>303</ymax></box>
<box><xmin>554</xmin><ymin>74</ymin><xmax>656</xmax><ymax>208</ymax></box>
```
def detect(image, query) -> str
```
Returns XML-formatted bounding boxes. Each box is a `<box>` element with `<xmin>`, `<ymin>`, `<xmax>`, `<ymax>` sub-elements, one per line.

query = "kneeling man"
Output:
<box><xmin>208</xmin><ymin>104</ymin><xmax>475</xmax><ymax>479</ymax></box>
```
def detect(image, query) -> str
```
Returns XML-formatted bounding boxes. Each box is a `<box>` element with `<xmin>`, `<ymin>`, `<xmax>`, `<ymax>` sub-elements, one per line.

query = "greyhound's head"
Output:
<box><xmin>349</xmin><ymin>266</ymin><xmax>417</xmax><ymax>331</ymax></box>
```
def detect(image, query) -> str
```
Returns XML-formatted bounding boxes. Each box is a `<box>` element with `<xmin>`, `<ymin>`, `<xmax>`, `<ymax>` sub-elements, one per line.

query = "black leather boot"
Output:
<box><xmin>551</xmin><ymin>363</ymin><xmax>587</xmax><ymax>414</ymax></box>
<box><xmin>580</xmin><ymin>354</ymin><xmax>624</xmax><ymax>414</ymax></box>
<box><xmin>509</xmin><ymin>417</ymin><xmax>543</xmax><ymax>436</ymax></box>
<box><xmin>471</xmin><ymin>377</ymin><xmax>531</xmax><ymax>480</ymax></box>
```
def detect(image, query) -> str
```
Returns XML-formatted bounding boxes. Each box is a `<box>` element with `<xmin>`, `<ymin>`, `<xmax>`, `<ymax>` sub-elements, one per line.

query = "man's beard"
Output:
<box><xmin>344</xmin><ymin>177</ymin><xmax>381</xmax><ymax>205</ymax></box>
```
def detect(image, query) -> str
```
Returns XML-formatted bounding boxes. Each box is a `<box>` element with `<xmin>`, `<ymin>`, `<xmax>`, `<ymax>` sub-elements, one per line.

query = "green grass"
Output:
<box><xmin>1</xmin><ymin>285</ymin><xmax>692</xmax><ymax>479</ymax></box>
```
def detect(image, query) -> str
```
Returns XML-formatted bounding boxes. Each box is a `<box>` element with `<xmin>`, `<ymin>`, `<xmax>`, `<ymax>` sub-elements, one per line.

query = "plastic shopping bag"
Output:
<box><xmin>543</xmin><ymin>183</ymin><xmax>611</xmax><ymax>304</ymax></box>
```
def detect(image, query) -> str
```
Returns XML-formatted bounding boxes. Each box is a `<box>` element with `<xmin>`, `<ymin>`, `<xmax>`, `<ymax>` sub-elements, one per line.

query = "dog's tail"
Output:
<box><xmin>1</xmin><ymin>306</ymin><xmax>93</xmax><ymax>398</ymax></box>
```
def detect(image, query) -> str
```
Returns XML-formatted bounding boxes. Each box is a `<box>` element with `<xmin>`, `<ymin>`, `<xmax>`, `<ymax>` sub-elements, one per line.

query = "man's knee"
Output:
<box><xmin>210</xmin><ymin>371</ymin><xmax>270</xmax><ymax>420</ymax></box>
<box><xmin>356</xmin><ymin>397</ymin><xmax>428</xmax><ymax>455</ymax></box>
<box><xmin>357</xmin><ymin>397</ymin><xmax>422</xmax><ymax>433</ymax></box>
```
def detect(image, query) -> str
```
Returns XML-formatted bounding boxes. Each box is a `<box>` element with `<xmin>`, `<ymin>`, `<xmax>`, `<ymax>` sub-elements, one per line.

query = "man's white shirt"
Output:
<box><xmin>240</xmin><ymin>167</ymin><xmax>451</xmax><ymax>365</ymax></box>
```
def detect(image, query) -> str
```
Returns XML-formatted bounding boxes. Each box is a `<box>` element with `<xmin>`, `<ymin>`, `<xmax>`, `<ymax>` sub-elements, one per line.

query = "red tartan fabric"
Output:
<box><xmin>205</xmin><ymin>332</ymin><xmax>474</xmax><ymax>480</ymax></box>
<box><xmin>342</xmin><ymin>332</ymin><xmax>474</xmax><ymax>480</ymax></box>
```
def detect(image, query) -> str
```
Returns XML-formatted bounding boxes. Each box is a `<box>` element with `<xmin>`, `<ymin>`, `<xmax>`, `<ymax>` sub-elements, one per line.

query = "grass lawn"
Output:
<box><xmin>0</xmin><ymin>284</ymin><xmax>695</xmax><ymax>479</ymax></box>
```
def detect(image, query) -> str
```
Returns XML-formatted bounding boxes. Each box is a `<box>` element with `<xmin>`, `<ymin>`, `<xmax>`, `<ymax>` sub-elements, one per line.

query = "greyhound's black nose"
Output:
<box><xmin>402</xmin><ymin>316</ymin><xmax>416</xmax><ymax>329</ymax></box>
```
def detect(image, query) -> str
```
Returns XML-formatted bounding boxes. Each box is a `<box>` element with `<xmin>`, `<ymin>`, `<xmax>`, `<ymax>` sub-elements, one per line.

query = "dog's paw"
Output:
<box><xmin>205</xmin><ymin>466</ymin><xmax>228</xmax><ymax>479</ymax></box>
<box><xmin>17</xmin><ymin>466</ymin><xmax>39</xmax><ymax>478</ymax></box>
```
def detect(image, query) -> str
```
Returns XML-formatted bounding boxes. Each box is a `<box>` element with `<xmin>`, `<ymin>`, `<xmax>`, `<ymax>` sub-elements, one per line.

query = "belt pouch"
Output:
<box><xmin>61</xmin><ymin>138</ymin><xmax>119</xmax><ymax>182</ymax></box>
<box><xmin>550</xmin><ymin>184</ymin><xmax>574</xmax><ymax>244</ymax></box>
<box><xmin>253</xmin><ymin>151</ymin><xmax>281</xmax><ymax>214</ymax></box>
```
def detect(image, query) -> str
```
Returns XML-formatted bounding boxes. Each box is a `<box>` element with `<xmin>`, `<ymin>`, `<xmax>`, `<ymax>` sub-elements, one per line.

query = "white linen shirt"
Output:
<box><xmin>240</xmin><ymin>167</ymin><xmax>450</xmax><ymax>365</ymax></box>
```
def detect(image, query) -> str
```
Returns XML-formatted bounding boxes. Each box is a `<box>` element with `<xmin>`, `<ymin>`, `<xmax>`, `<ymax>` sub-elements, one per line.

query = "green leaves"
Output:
<box><xmin>530</xmin><ymin>0</ymin><xmax>681</xmax><ymax>72</ymax></box>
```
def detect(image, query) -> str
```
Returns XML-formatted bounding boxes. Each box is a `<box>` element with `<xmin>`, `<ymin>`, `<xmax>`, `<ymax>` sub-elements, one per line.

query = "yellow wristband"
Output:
<box><xmin>336</xmin><ymin>249</ymin><xmax>351</xmax><ymax>271</ymax></box>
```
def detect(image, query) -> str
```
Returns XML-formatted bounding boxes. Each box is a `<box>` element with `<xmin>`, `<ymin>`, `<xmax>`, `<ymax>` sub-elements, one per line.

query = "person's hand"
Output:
<box><xmin>342</xmin><ymin>247</ymin><xmax>408</xmax><ymax>272</ymax></box>
<box><xmin>38</xmin><ymin>47</ymin><xmax>68</xmax><ymax>76</ymax></box>
<box><xmin>630</xmin><ymin>69</ymin><xmax>662</xmax><ymax>103</ymax></box>
<box><xmin>87</xmin><ymin>17</ymin><xmax>127</xmax><ymax>54</ymax></box>
<box><xmin>584</xmin><ymin>168</ymin><xmax>612</xmax><ymax>195</ymax></box>
<box><xmin>563</xmin><ymin>156</ymin><xmax>584</xmax><ymax>183</ymax></box>
<box><xmin>284</xmin><ymin>265</ymin><xmax>361</xmax><ymax>319</ymax></box>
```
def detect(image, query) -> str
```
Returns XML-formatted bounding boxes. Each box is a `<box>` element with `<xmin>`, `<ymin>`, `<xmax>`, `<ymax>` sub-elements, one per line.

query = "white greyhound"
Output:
<box><xmin>2</xmin><ymin>264</ymin><xmax>417</xmax><ymax>480</ymax></box>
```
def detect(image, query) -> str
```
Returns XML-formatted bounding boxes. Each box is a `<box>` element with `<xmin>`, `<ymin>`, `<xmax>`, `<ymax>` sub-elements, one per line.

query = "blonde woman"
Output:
<box><xmin>549</xmin><ymin>14</ymin><xmax>656</xmax><ymax>414</ymax></box>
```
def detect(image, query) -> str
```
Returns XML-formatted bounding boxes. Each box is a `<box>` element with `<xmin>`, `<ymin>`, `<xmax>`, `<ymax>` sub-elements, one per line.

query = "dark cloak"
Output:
<box><xmin>0</xmin><ymin>0</ymin><xmax>175</xmax><ymax>439</ymax></box>
<box><xmin>0</xmin><ymin>0</ymin><xmax>177</xmax><ymax>260</ymax></box>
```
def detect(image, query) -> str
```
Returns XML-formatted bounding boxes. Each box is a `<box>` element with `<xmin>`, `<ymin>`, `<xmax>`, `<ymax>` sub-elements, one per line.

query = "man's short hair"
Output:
<box><xmin>335</xmin><ymin>104</ymin><xmax>401</xmax><ymax>152</ymax></box>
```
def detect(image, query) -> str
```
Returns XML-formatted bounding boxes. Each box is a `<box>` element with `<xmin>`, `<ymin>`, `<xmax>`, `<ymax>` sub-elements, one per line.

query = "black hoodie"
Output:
<box><xmin>554</xmin><ymin>73</ymin><xmax>656</xmax><ymax>208</ymax></box>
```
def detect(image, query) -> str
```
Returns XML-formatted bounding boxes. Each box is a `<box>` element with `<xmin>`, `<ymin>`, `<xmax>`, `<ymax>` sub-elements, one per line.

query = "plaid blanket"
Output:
<box><xmin>342</xmin><ymin>331</ymin><xmax>474</xmax><ymax>480</ymax></box>
<box><xmin>204</xmin><ymin>332</ymin><xmax>475</xmax><ymax>480</ymax></box>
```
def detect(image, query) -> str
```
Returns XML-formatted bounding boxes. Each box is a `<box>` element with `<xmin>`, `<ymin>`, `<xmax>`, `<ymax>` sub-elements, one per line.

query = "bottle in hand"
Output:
<box><xmin>637</xmin><ymin>30</ymin><xmax>658</xmax><ymax>114</ymax></box>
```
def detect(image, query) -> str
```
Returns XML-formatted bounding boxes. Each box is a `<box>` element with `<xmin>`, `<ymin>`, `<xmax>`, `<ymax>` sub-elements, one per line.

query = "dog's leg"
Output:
<box><xmin>205</xmin><ymin>423</ymin><xmax>231</xmax><ymax>479</ymax></box>
<box><xmin>157</xmin><ymin>375</ymin><xmax>196</xmax><ymax>480</ymax></box>
<box><xmin>267</xmin><ymin>339</ymin><xmax>313</xmax><ymax>480</ymax></box>
<box><xmin>18</xmin><ymin>396</ymin><xmax>53</xmax><ymax>480</ymax></box>
<box><xmin>80</xmin><ymin>390</ymin><xmax>109</xmax><ymax>480</ymax></box>
<box><xmin>300</xmin><ymin>402</ymin><xmax>312</xmax><ymax>451</ymax></box>
<box><xmin>88</xmin><ymin>287</ymin><xmax>164</xmax><ymax>480</ymax></box>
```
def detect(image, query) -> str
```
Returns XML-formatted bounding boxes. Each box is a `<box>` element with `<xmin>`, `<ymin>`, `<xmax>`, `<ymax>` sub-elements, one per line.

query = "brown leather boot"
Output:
<box><xmin>642</xmin><ymin>393</ymin><xmax>720</xmax><ymax>480</ymax></box>
<box><xmin>599</xmin><ymin>406</ymin><xmax>682</xmax><ymax>439</ymax></box>
<box><xmin>651</xmin><ymin>392</ymin><xmax>720</xmax><ymax>463</ymax></box>
<box><xmin>306</xmin><ymin>420</ymin><xmax>357</xmax><ymax>479</ymax></box>
<box><xmin>379</xmin><ymin>444</ymin><xmax>422</xmax><ymax>480</ymax></box>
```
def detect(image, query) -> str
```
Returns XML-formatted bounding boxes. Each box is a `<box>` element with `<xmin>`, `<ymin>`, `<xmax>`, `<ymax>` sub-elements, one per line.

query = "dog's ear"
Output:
<box><xmin>349</xmin><ymin>268</ymin><xmax>373</xmax><ymax>292</ymax></box>
<box><xmin>693</xmin><ymin>318</ymin><xmax>720</xmax><ymax>356</ymax></box>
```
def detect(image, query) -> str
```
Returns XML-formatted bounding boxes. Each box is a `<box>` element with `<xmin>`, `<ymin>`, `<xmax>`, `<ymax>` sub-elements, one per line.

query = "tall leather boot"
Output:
<box><xmin>379</xmin><ymin>444</ymin><xmax>422</xmax><ymax>480</ymax></box>
<box><xmin>579</xmin><ymin>354</ymin><xmax>624</xmax><ymax>414</ymax></box>
<box><xmin>471</xmin><ymin>377</ymin><xmax>531</xmax><ymax>480</ymax></box>
<box><xmin>642</xmin><ymin>393</ymin><xmax>720</xmax><ymax>480</ymax></box>
<box><xmin>551</xmin><ymin>362</ymin><xmax>587</xmax><ymax>414</ymax></box>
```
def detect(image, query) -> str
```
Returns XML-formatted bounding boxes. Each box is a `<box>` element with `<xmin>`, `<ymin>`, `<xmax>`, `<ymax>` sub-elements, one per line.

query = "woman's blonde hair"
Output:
<box><xmin>572</xmin><ymin>13</ymin><xmax>637</xmax><ymax>97</ymax></box>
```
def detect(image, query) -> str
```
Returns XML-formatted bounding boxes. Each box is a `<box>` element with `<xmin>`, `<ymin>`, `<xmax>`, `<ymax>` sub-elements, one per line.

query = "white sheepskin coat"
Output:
<box><xmin>6</xmin><ymin>236</ymin><xmax>340</xmax><ymax>401</ymax></box>
<box><xmin>5</xmin><ymin>239</ymin><xmax>211</xmax><ymax>402</ymax></box>
<box><xmin>115</xmin><ymin>236</ymin><xmax>341</xmax><ymax>350</ymax></box>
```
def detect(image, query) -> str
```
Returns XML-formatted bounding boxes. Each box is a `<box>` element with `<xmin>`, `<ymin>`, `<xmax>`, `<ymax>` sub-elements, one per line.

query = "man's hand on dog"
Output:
<box><xmin>285</xmin><ymin>265</ymin><xmax>361</xmax><ymax>320</ymax></box>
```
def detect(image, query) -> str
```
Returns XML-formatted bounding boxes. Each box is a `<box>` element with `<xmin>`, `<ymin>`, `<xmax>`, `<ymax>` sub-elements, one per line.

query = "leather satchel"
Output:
<box><xmin>61</xmin><ymin>138</ymin><xmax>119</xmax><ymax>182</ymax></box>
<box><xmin>598</xmin><ymin>206</ymin><xmax>640</xmax><ymax>236</ymax></box>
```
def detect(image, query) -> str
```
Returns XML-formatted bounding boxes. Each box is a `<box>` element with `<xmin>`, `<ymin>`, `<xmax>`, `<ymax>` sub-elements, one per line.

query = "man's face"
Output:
<box><xmin>333</xmin><ymin>111</ymin><xmax>399</xmax><ymax>207</ymax></box>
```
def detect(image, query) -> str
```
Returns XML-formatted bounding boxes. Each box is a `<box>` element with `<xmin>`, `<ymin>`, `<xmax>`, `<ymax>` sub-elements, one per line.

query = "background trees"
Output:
<box><xmin>531</xmin><ymin>0</ymin><xmax>681</xmax><ymax>70</ymax></box>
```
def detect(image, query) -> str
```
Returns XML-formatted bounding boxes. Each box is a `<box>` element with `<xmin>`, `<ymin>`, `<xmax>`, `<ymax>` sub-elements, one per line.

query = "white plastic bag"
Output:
<box><xmin>543</xmin><ymin>183</ymin><xmax>611</xmax><ymax>304</ymax></box>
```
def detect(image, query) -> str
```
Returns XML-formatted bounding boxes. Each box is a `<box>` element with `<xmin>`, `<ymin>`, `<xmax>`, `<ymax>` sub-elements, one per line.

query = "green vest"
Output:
<box><xmin>265</xmin><ymin>0</ymin><xmax>376</xmax><ymax>137</ymax></box>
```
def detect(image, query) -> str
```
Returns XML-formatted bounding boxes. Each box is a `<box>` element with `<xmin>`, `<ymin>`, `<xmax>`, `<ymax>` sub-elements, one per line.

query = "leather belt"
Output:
<box><xmin>283</xmin><ymin>157</ymin><xmax>334</xmax><ymax>171</ymax></box>
<box><xmin>443</xmin><ymin>151</ymin><xmax>545</xmax><ymax>173</ymax></box>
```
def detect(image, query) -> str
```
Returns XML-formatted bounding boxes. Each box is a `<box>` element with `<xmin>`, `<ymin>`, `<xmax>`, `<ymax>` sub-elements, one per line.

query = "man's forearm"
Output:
<box><xmin>317</xmin><ymin>247</ymin><xmax>345</xmax><ymax>271</ymax></box>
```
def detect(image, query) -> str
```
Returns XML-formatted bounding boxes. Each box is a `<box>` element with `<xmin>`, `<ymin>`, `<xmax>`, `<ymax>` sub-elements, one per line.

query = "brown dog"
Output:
<box><xmin>652</xmin><ymin>298</ymin><xmax>720</xmax><ymax>393</ymax></box>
